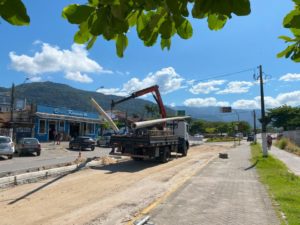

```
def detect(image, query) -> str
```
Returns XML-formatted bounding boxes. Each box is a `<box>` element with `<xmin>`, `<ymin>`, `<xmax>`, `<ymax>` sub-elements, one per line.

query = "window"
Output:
<box><xmin>39</xmin><ymin>120</ymin><xmax>46</xmax><ymax>134</ymax></box>
<box><xmin>86</xmin><ymin>123</ymin><xmax>94</xmax><ymax>134</ymax></box>
<box><xmin>59</xmin><ymin>121</ymin><xmax>64</xmax><ymax>132</ymax></box>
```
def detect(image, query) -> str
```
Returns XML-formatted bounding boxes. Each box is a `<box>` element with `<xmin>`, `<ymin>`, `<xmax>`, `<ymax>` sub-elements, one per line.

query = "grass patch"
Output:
<box><xmin>251</xmin><ymin>143</ymin><xmax>300</xmax><ymax>225</ymax></box>
<box><xmin>275</xmin><ymin>138</ymin><xmax>300</xmax><ymax>156</ymax></box>
<box><xmin>206</xmin><ymin>137</ymin><xmax>240</xmax><ymax>142</ymax></box>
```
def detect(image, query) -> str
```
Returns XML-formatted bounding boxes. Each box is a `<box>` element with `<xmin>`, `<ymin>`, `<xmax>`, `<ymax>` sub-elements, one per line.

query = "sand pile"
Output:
<box><xmin>101</xmin><ymin>156</ymin><xmax>117</xmax><ymax>165</ymax></box>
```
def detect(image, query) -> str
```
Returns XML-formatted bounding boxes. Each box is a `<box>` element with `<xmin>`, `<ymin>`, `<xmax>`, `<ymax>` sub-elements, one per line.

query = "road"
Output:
<box><xmin>0</xmin><ymin>144</ymin><xmax>227</xmax><ymax>225</ymax></box>
<box><xmin>0</xmin><ymin>142</ymin><xmax>111</xmax><ymax>176</ymax></box>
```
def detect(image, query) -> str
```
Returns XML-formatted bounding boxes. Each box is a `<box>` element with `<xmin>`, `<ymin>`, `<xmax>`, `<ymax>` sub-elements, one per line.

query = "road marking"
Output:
<box><xmin>126</xmin><ymin>154</ymin><xmax>217</xmax><ymax>225</ymax></box>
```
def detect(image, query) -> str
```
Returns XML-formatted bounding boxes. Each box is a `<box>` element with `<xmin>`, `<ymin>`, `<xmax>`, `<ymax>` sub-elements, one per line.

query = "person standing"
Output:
<box><xmin>56</xmin><ymin>132</ymin><xmax>61</xmax><ymax>145</ymax></box>
<box><xmin>267</xmin><ymin>134</ymin><xmax>272</xmax><ymax>150</ymax></box>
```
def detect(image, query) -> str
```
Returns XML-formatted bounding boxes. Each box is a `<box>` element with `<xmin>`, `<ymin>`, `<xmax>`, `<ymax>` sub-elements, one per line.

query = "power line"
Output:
<box><xmin>191</xmin><ymin>67</ymin><xmax>256</xmax><ymax>83</ymax></box>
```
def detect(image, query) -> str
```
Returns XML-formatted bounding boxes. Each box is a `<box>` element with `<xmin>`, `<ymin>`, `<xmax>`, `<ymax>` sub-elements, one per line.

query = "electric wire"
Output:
<box><xmin>191</xmin><ymin>67</ymin><xmax>256</xmax><ymax>83</ymax></box>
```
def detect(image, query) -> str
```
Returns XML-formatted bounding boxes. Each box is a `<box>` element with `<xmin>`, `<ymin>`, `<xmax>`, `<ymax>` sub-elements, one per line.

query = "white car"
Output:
<box><xmin>0</xmin><ymin>136</ymin><xmax>15</xmax><ymax>159</ymax></box>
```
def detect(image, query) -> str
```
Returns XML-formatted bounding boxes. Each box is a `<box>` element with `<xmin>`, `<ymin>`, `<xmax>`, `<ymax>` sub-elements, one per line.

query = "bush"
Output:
<box><xmin>277</xmin><ymin>138</ymin><xmax>288</xmax><ymax>149</ymax></box>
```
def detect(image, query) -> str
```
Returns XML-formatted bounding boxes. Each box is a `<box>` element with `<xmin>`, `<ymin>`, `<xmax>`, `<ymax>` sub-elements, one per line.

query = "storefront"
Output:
<box><xmin>34</xmin><ymin>105</ymin><xmax>102</xmax><ymax>142</ymax></box>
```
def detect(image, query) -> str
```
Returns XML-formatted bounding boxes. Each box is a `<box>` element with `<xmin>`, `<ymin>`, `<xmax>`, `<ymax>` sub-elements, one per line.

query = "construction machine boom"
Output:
<box><xmin>111</xmin><ymin>85</ymin><xmax>167</xmax><ymax>118</ymax></box>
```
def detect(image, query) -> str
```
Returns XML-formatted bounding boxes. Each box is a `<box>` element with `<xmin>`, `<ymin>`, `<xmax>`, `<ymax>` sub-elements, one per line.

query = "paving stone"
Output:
<box><xmin>150</xmin><ymin>144</ymin><xmax>280</xmax><ymax>225</ymax></box>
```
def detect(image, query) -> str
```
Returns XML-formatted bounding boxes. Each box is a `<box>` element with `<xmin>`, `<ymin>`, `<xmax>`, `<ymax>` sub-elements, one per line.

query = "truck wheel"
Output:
<box><xmin>160</xmin><ymin>149</ymin><xmax>170</xmax><ymax>163</ymax></box>
<box><xmin>37</xmin><ymin>151</ymin><xmax>41</xmax><ymax>156</ymax></box>
<box><xmin>181</xmin><ymin>143</ymin><xmax>188</xmax><ymax>157</ymax></box>
<box><xmin>8</xmin><ymin>155</ymin><xmax>13</xmax><ymax>159</ymax></box>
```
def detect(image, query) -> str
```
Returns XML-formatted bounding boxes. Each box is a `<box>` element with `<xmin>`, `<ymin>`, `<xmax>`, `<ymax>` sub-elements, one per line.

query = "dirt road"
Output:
<box><xmin>0</xmin><ymin>144</ymin><xmax>230</xmax><ymax>225</ymax></box>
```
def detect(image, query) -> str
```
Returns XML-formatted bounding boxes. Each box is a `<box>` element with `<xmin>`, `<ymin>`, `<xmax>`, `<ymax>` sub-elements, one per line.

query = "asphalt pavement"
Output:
<box><xmin>0</xmin><ymin>142</ymin><xmax>111</xmax><ymax>177</ymax></box>
<box><xmin>148</xmin><ymin>143</ymin><xmax>280</xmax><ymax>225</ymax></box>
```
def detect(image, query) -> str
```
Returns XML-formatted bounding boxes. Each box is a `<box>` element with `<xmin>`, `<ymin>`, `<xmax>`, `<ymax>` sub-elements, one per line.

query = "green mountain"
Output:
<box><xmin>1</xmin><ymin>82</ymin><xmax>173</xmax><ymax>117</ymax></box>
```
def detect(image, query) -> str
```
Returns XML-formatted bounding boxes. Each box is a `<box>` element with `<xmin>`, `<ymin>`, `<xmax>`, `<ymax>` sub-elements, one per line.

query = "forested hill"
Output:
<box><xmin>1</xmin><ymin>81</ymin><xmax>168</xmax><ymax>116</ymax></box>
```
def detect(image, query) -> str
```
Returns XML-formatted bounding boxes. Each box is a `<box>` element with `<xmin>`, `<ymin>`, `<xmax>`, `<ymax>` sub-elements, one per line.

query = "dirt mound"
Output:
<box><xmin>101</xmin><ymin>156</ymin><xmax>117</xmax><ymax>165</ymax></box>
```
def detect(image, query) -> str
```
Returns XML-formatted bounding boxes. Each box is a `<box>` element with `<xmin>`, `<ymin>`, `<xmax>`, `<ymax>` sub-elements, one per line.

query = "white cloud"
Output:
<box><xmin>122</xmin><ymin>67</ymin><xmax>184</xmax><ymax>94</ymax></box>
<box><xmin>279</xmin><ymin>73</ymin><xmax>300</xmax><ymax>82</ymax></box>
<box><xmin>184</xmin><ymin>97</ymin><xmax>230</xmax><ymax>107</ymax></box>
<box><xmin>96</xmin><ymin>67</ymin><xmax>184</xmax><ymax>97</ymax></box>
<box><xmin>217</xmin><ymin>81</ymin><xmax>253</xmax><ymax>94</ymax></box>
<box><xmin>232</xmin><ymin>100</ymin><xmax>260</xmax><ymax>109</ymax></box>
<box><xmin>232</xmin><ymin>91</ymin><xmax>300</xmax><ymax>109</ymax></box>
<box><xmin>65</xmin><ymin>71</ymin><xmax>93</xmax><ymax>83</ymax></box>
<box><xmin>96</xmin><ymin>88</ymin><xmax>128</xmax><ymax>96</ymax></box>
<box><xmin>189</xmin><ymin>80</ymin><xmax>225</xmax><ymax>94</ymax></box>
<box><xmin>29</xmin><ymin>76</ymin><xmax>42</xmax><ymax>82</ymax></box>
<box><xmin>254</xmin><ymin>96</ymin><xmax>280</xmax><ymax>109</ymax></box>
<box><xmin>9</xmin><ymin>42</ymin><xmax>112</xmax><ymax>83</ymax></box>
<box><xmin>277</xmin><ymin>90</ymin><xmax>300</xmax><ymax>106</ymax></box>
<box><xmin>169</xmin><ymin>102</ymin><xmax>176</xmax><ymax>107</ymax></box>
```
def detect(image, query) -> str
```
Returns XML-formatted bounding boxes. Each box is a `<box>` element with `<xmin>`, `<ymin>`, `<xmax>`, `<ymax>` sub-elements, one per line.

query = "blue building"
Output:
<box><xmin>34</xmin><ymin>105</ymin><xmax>102</xmax><ymax>142</ymax></box>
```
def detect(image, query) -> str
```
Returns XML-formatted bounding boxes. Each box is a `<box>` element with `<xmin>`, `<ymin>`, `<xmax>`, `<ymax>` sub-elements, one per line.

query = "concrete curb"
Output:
<box><xmin>0</xmin><ymin>157</ymin><xmax>126</xmax><ymax>189</ymax></box>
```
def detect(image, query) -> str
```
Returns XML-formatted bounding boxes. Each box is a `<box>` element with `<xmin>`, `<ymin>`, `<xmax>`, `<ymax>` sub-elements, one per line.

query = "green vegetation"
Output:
<box><xmin>2</xmin><ymin>0</ymin><xmax>300</xmax><ymax>61</ymax></box>
<box><xmin>206</xmin><ymin>137</ymin><xmax>237</xmax><ymax>142</ymax></box>
<box><xmin>251</xmin><ymin>143</ymin><xmax>300</xmax><ymax>225</ymax></box>
<box><xmin>265</xmin><ymin>105</ymin><xmax>300</xmax><ymax>131</ymax></box>
<box><xmin>190</xmin><ymin>119</ymin><xmax>251</xmax><ymax>136</ymax></box>
<box><xmin>276</xmin><ymin>137</ymin><xmax>300</xmax><ymax>156</ymax></box>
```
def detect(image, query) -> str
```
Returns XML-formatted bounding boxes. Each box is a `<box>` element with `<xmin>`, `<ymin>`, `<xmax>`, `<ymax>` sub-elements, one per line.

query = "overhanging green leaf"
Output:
<box><xmin>207</xmin><ymin>14</ymin><xmax>227</xmax><ymax>31</ymax></box>
<box><xmin>62</xmin><ymin>4</ymin><xmax>94</xmax><ymax>24</ymax></box>
<box><xmin>177</xmin><ymin>18</ymin><xmax>193</xmax><ymax>39</ymax></box>
<box><xmin>116</xmin><ymin>33</ymin><xmax>128</xmax><ymax>57</ymax></box>
<box><xmin>0</xmin><ymin>0</ymin><xmax>30</xmax><ymax>25</ymax></box>
<box><xmin>161</xmin><ymin>38</ymin><xmax>171</xmax><ymax>50</ymax></box>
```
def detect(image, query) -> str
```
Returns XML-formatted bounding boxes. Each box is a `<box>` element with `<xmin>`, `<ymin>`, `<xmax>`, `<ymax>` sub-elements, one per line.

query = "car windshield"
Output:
<box><xmin>0</xmin><ymin>137</ymin><xmax>10</xmax><ymax>144</ymax></box>
<box><xmin>23</xmin><ymin>139</ymin><xmax>38</xmax><ymax>144</ymax></box>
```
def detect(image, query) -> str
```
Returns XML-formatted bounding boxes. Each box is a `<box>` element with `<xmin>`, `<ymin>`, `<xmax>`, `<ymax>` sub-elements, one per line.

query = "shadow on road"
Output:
<box><xmin>90</xmin><ymin>159</ymin><xmax>159</xmax><ymax>174</ymax></box>
<box><xmin>8</xmin><ymin>156</ymin><xmax>97</xmax><ymax>205</ymax></box>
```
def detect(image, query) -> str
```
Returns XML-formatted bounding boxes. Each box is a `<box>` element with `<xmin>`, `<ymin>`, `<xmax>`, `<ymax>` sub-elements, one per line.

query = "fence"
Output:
<box><xmin>283</xmin><ymin>130</ymin><xmax>300</xmax><ymax>146</ymax></box>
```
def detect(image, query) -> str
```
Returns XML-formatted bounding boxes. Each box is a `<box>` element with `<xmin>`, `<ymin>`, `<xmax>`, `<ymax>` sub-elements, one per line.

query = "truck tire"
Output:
<box><xmin>181</xmin><ymin>142</ymin><xmax>188</xmax><ymax>157</ymax></box>
<box><xmin>160</xmin><ymin>148</ymin><xmax>170</xmax><ymax>163</ymax></box>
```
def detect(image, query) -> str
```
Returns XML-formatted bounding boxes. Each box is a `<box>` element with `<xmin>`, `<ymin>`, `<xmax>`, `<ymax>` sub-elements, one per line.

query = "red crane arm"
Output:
<box><xmin>111</xmin><ymin>85</ymin><xmax>167</xmax><ymax>118</ymax></box>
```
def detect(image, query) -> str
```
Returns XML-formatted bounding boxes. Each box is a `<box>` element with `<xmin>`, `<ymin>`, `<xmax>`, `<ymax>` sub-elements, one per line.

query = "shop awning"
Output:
<box><xmin>35</xmin><ymin>112</ymin><xmax>103</xmax><ymax>124</ymax></box>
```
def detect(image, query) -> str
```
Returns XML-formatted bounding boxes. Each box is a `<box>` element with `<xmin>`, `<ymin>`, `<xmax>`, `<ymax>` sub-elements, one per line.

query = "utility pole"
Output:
<box><xmin>258</xmin><ymin>65</ymin><xmax>268</xmax><ymax>157</ymax></box>
<box><xmin>253</xmin><ymin>110</ymin><xmax>257</xmax><ymax>144</ymax></box>
<box><xmin>234</xmin><ymin>110</ymin><xmax>240</xmax><ymax>145</ymax></box>
<box><xmin>10</xmin><ymin>83</ymin><xmax>15</xmax><ymax>140</ymax></box>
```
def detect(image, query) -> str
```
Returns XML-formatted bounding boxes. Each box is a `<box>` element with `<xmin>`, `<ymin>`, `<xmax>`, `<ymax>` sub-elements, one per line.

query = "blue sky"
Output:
<box><xmin>1</xmin><ymin>0</ymin><xmax>300</xmax><ymax>109</ymax></box>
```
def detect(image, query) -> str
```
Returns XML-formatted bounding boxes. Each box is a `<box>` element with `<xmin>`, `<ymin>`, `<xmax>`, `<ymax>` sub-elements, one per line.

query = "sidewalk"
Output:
<box><xmin>149</xmin><ymin>143</ymin><xmax>280</xmax><ymax>225</ymax></box>
<box><xmin>269</xmin><ymin>145</ymin><xmax>300</xmax><ymax>176</ymax></box>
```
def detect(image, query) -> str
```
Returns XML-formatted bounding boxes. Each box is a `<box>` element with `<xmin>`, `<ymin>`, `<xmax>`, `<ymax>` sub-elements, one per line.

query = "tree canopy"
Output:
<box><xmin>1</xmin><ymin>0</ymin><xmax>300</xmax><ymax>61</ymax></box>
<box><xmin>265</xmin><ymin>105</ymin><xmax>300</xmax><ymax>131</ymax></box>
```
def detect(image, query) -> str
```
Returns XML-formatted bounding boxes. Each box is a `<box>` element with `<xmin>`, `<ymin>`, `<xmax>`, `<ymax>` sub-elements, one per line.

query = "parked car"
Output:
<box><xmin>247</xmin><ymin>134</ymin><xmax>255</xmax><ymax>142</ymax></box>
<box><xmin>16</xmin><ymin>138</ymin><xmax>41</xmax><ymax>156</ymax></box>
<box><xmin>97</xmin><ymin>132</ymin><xmax>113</xmax><ymax>147</ymax></box>
<box><xmin>69</xmin><ymin>136</ymin><xmax>96</xmax><ymax>151</ymax></box>
<box><xmin>0</xmin><ymin>136</ymin><xmax>15</xmax><ymax>159</ymax></box>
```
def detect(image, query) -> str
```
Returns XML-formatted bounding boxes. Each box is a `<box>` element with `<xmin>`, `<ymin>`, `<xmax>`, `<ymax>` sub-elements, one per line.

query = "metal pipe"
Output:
<box><xmin>90</xmin><ymin>97</ymin><xmax>119</xmax><ymax>133</ymax></box>
<box><xmin>132</xmin><ymin>116</ymin><xmax>190</xmax><ymax>129</ymax></box>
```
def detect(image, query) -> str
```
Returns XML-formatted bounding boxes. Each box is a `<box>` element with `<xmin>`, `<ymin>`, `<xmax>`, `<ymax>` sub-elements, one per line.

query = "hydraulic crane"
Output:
<box><xmin>111</xmin><ymin>85</ymin><xmax>167</xmax><ymax>119</ymax></box>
